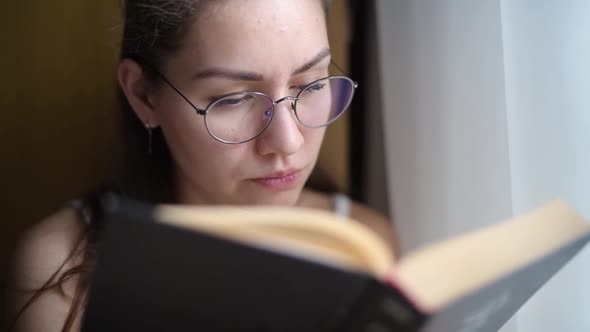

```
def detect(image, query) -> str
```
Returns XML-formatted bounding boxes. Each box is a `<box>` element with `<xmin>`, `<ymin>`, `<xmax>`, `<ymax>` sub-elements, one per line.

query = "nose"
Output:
<box><xmin>255</xmin><ymin>98</ymin><xmax>304</xmax><ymax>156</ymax></box>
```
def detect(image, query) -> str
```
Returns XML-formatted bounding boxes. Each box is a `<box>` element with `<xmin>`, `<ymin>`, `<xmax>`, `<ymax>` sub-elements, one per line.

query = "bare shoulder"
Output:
<box><xmin>7</xmin><ymin>206</ymin><xmax>86</xmax><ymax>331</ymax></box>
<box><xmin>299</xmin><ymin>189</ymin><xmax>400</xmax><ymax>260</ymax></box>
<box><xmin>10</xmin><ymin>207</ymin><xmax>85</xmax><ymax>288</ymax></box>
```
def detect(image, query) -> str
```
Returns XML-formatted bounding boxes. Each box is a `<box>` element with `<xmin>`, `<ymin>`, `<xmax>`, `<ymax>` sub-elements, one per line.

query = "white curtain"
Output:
<box><xmin>373</xmin><ymin>0</ymin><xmax>590</xmax><ymax>330</ymax></box>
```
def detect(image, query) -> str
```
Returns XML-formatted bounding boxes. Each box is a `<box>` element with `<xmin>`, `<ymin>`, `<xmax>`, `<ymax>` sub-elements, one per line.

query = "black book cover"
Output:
<box><xmin>81</xmin><ymin>198</ymin><xmax>425</xmax><ymax>332</ymax></box>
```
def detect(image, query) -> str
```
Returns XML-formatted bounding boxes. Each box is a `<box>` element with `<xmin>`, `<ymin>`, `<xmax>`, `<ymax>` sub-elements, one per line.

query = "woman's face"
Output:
<box><xmin>152</xmin><ymin>0</ymin><xmax>330</xmax><ymax>206</ymax></box>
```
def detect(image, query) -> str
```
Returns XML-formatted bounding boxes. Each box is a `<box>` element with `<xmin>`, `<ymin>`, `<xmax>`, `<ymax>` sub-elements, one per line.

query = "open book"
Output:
<box><xmin>81</xmin><ymin>196</ymin><xmax>590</xmax><ymax>332</ymax></box>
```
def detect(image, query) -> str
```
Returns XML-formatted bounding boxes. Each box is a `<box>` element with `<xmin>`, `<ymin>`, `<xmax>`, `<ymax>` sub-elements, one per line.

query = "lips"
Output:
<box><xmin>252</xmin><ymin>169</ymin><xmax>302</xmax><ymax>189</ymax></box>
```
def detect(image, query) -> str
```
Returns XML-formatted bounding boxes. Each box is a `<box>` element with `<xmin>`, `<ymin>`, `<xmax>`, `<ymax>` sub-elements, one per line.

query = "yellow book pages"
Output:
<box><xmin>155</xmin><ymin>205</ymin><xmax>395</xmax><ymax>278</ymax></box>
<box><xmin>394</xmin><ymin>200</ymin><xmax>590</xmax><ymax>311</ymax></box>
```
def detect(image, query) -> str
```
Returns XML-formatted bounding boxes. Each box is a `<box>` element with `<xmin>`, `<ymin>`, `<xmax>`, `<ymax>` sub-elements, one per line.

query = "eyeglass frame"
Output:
<box><xmin>132</xmin><ymin>56</ymin><xmax>358</xmax><ymax>144</ymax></box>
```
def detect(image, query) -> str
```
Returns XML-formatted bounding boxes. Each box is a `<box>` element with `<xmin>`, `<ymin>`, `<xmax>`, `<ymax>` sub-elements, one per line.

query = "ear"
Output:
<box><xmin>117</xmin><ymin>58</ymin><xmax>161</xmax><ymax>128</ymax></box>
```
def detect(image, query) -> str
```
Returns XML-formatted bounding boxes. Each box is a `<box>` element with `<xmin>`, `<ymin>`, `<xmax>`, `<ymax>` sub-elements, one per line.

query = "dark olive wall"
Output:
<box><xmin>1</xmin><ymin>3</ymin><xmax>122</xmax><ymax>306</ymax></box>
<box><xmin>323</xmin><ymin>0</ymin><xmax>352</xmax><ymax>194</ymax></box>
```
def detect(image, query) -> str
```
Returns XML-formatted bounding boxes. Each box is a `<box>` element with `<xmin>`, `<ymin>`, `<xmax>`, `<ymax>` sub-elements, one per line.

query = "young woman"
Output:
<box><xmin>7</xmin><ymin>0</ymin><xmax>398</xmax><ymax>331</ymax></box>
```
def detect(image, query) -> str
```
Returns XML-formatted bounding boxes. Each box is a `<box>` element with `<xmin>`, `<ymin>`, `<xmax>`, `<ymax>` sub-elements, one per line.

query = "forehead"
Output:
<box><xmin>170</xmin><ymin>0</ymin><xmax>329</xmax><ymax>76</ymax></box>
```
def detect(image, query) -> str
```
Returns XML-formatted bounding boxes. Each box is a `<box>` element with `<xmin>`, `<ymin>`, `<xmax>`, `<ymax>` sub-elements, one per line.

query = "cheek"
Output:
<box><xmin>157</xmin><ymin>85</ymin><xmax>237</xmax><ymax>144</ymax></box>
<box><xmin>302</xmin><ymin>126</ymin><xmax>326</xmax><ymax>156</ymax></box>
<box><xmin>155</xmin><ymin>92</ymin><xmax>198</xmax><ymax>124</ymax></box>
<box><xmin>155</xmin><ymin>98</ymin><xmax>217</xmax><ymax>169</ymax></box>
<box><xmin>157</xmin><ymin>100</ymin><xmax>210</xmax><ymax>152</ymax></box>
<box><xmin>156</xmin><ymin>98</ymin><xmax>250</xmax><ymax>177</ymax></box>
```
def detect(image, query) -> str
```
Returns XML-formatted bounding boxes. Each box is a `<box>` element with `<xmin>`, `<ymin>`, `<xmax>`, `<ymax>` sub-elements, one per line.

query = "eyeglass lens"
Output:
<box><xmin>205</xmin><ymin>76</ymin><xmax>355</xmax><ymax>143</ymax></box>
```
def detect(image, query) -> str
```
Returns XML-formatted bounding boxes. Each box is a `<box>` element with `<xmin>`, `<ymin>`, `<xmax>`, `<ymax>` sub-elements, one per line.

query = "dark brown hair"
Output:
<box><xmin>9</xmin><ymin>0</ymin><xmax>332</xmax><ymax>331</ymax></box>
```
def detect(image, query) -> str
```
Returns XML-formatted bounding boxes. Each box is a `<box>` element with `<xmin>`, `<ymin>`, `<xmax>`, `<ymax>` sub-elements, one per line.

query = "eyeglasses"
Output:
<box><xmin>151</xmin><ymin>68</ymin><xmax>358</xmax><ymax>144</ymax></box>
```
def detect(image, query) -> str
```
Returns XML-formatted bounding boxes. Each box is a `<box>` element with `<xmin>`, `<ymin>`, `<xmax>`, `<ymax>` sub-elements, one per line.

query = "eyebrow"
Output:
<box><xmin>292</xmin><ymin>48</ymin><xmax>332</xmax><ymax>75</ymax></box>
<box><xmin>191</xmin><ymin>48</ymin><xmax>332</xmax><ymax>81</ymax></box>
<box><xmin>192</xmin><ymin>68</ymin><xmax>263</xmax><ymax>81</ymax></box>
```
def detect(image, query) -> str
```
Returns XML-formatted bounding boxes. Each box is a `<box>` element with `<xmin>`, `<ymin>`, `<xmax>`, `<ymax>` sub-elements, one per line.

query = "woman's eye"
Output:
<box><xmin>215</xmin><ymin>95</ymin><xmax>254</xmax><ymax>107</ymax></box>
<box><xmin>218</xmin><ymin>98</ymin><xmax>242</xmax><ymax>106</ymax></box>
<box><xmin>305</xmin><ymin>82</ymin><xmax>326</xmax><ymax>92</ymax></box>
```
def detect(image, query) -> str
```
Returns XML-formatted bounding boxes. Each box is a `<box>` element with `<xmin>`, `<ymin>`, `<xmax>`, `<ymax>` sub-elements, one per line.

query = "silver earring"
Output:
<box><xmin>145</xmin><ymin>121</ymin><xmax>153</xmax><ymax>154</ymax></box>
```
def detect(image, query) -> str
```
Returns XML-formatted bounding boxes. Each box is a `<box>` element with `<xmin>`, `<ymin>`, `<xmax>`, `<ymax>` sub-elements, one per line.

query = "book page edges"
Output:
<box><xmin>154</xmin><ymin>206</ymin><xmax>395</xmax><ymax>278</ymax></box>
<box><xmin>394</xmin><ymin>200</ymin><xmax>589</xmax><ymax>311</ymax></box>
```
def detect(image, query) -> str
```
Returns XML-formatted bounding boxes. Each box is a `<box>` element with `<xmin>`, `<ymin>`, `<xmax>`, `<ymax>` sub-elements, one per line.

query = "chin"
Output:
<box><xmin>247</xmin><ymin>188</ymin><xmax>303</xmax><ymax>207</ymax></box>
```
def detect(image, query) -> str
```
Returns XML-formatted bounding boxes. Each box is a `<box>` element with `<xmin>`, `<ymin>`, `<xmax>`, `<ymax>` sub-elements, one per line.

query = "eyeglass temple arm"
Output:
<box><xmin>154</xmin><ymin>73</ymin><xmax>207</xmax><ymax>116</ymax></box>
<box><xmin>330</xmin><ymin>61</ymin><xmax>358</xmax><ymax>88</ymax></box>
<box><xmin>126</xmin><ymin>54</ymin><xmax>207</xmax><ymax>116</ymax></box>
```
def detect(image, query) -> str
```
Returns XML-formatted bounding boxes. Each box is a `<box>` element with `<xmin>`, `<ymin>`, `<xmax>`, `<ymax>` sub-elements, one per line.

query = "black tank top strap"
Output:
<box><xmin>65</xmin><ymin>190</ymin><xmax>114</xmax><ymax>227</ymax></box>
<box><xmin>65</xmin><ymin>198</ymin><xmax>94</xmax><ymax>225</ymax></box>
